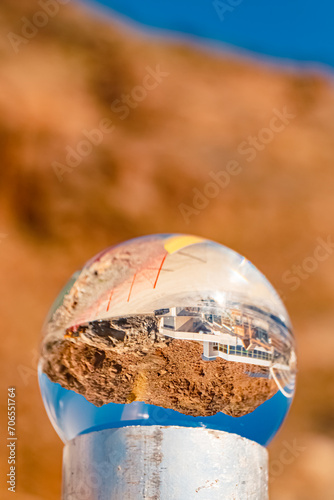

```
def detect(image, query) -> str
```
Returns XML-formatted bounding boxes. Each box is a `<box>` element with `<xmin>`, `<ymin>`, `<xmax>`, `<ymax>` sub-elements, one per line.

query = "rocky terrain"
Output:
<box><xmin>42</xmin><ymin>314</ymin><xmax>277</xmax><ymax>416</ymax></box>
<box><xmin>1</xmin><ymin>1</ymin><xmax>334</xmax><ymax>499</ymax></box>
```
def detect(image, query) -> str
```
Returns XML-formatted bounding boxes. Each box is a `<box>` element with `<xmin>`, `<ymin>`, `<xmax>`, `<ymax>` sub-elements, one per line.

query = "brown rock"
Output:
<box><xmin>41</xmin><ymin>315</ymin><xmax>278</xmax><ymax>417</ymax></box>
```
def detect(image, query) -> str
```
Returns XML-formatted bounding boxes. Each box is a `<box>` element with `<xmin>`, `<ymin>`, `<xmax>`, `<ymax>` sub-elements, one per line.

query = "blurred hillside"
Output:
<box><xmin>0</xmin><ymin>1</ymin><xmax>334</xmax><ymax>499</ymax></box>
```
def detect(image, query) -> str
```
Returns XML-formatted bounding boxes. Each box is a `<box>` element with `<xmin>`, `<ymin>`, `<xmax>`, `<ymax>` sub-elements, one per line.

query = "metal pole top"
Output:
<box><xmin>62</xmin><ymin>426</ymin><xmax>268</xmax><ymax>500</ymax></box>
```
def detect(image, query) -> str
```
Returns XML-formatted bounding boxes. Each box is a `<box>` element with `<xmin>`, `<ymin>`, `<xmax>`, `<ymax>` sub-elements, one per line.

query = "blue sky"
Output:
<box><xmin>80</xmin><ymin>0</ymin><xmax>334</xmax><ymax>70</ymax></box>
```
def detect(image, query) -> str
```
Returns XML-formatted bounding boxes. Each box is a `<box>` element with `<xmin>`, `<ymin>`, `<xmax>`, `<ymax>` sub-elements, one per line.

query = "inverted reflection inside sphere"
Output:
<box><xmin>39</xmin><ymin>234</ymin><xmax>296</xmax><ymax>445</ymax></box>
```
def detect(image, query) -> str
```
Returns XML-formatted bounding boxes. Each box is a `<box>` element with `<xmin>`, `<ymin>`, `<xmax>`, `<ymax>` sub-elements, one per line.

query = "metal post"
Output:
<box><xmin>62</xmin><ymin>426</ymin><xmax>268</xmax><ymax>499</ymax></box>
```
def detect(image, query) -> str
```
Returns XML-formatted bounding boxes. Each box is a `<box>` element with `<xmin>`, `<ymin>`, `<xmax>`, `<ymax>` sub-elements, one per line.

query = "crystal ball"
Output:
<box><xmin>39</xmin><ymin>234</ymin><xmax>296</xmax><ymax>445</ymax></box>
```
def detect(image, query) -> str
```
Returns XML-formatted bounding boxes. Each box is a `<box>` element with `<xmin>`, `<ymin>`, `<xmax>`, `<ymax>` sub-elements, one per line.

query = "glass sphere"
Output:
<box><xmin>39</xmin><ymin>234</ymin><xmax>296</xmax><ymax>445</ymax></box>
